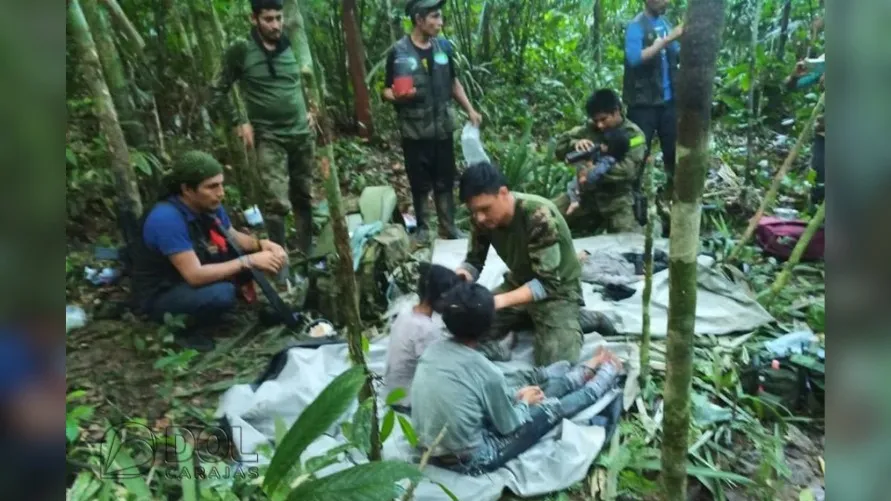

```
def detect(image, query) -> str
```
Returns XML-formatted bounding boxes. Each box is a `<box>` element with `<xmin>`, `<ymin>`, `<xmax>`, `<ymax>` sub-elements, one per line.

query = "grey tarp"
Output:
<box><xmin>215</xmin><ymin>310</ymin><xmax>640</xmax><ymax>500</ymax></box>
<box><xmin>431</xmin><ymin>233</ymin><xmax>774</xmax><ymax>337</ymax></box>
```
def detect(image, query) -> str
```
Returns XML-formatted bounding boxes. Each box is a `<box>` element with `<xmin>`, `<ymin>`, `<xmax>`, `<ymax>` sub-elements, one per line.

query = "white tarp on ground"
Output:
<box><xmin>430</xmin><ymin>234</ymin><xmax>775</xmax><ymax>337</ymax></box>
<box><xmin>216</xmin><ymin>325</ymin><xmax>640</xmax><ymax>501</ymax></box>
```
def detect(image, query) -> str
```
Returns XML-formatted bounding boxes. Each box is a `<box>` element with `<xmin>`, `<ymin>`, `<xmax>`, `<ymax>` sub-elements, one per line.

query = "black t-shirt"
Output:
<box><xmin>385</xmin><ymin>39</ymin><xmax>456</xmax><ymax>87</ymax></box>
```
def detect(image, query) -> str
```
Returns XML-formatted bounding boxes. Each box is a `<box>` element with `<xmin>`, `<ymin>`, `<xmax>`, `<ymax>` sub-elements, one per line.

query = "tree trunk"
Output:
<box><xmin>342</xmin><ymin>0</ymin><xmax>374</xmax><ymax>139</ymax></box>
<box><xmin>660</xmin><ymin>0</ymin><xmax>725</xmax><ymax>499</ymax></box>
<box><xmin>101</xmin><ymin>0</ymin><xmax>146</xmax><ymax>52</ymax></box>
<box><xmin>478</xmin><ymin>1</ymin><xmax>493</xmax><ymax>62</ymax></box>
<box><xmin>285</xmin><ymin>0</ymin><xmax>381</xmax><ymax>462</ymax></box>
<box><xmin>744</xmin><ymin>0</ymin><xmax>763</xmax><ymax>182</ymax></box>
<box><xmin>82</xmin><ymin>0</ymin><xmax>148</xmax><ymax>149</ymax></box>
<box><xmin>763</xmin><ymin>202</ymin><xmax>825</xmax><ymax>300</ymax></box>
<box><xmin>593</xmin><ymin>0</ymin><xmax>603</xmax><ymax>66</ymax></box>
<box><xmin>188</xmin><ymin>0</ymin><xmax>219</xmax><ymax>81</ymax></box>
<box><xmin>69</xmin><ymin>0</ymin><xmax>143</xmax><ymax>246</ymax></box>
<box><xmin>640</xmin><ymin>157</ymin><xmax>656</xmax><ymax>386</ymax></box>
<box><xmin>776</xmin><ymin>0</ymin><xmax>792</xmax><ymax>59</ymax></box>
<box><xmin>728</xmin><ymin>93</ymin><xmax>824</xmax><ymax>264</ymax></box>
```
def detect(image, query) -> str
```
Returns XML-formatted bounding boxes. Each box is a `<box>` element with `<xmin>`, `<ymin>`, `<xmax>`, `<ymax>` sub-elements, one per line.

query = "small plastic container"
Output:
<box><xmin>243</xmin><ymin>205</ymin><xmax>264</xmax><ymax>227</ymax></box>
<box><xmin>461</xmin><ymin>123</ymin><xmax>491</xmax><ymax>165</ymax></box>
<box><xmin>393</xmin><ymin>57</ymin><xmax>415</xmax><ymax>97</ymax></box>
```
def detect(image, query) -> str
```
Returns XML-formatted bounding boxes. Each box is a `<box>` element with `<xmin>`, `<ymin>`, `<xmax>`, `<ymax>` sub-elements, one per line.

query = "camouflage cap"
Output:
<box><xmin>167</xmin><ymin>151</ymin><xmax>224</xmax><ymax>188</ymax></box>
<box><xmin>405</xmin><ymin>0</ymin><xmax>446</xmax><ymax>17</ymax></box>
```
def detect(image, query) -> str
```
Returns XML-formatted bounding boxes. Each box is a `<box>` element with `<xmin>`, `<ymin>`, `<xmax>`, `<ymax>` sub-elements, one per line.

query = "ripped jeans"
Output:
<box><xmin>435</xmin><ymin>361</ymin><xmax>620</xmax><ymax>475</ymax></box>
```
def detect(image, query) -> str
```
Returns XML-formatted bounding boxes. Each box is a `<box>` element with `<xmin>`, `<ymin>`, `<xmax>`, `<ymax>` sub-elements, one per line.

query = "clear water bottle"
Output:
<box><xmin>461</xmin><ymin>123</ymin><xmax>490</xmax><ymax>165</ymax></box>
<box><xmin>392</xmin><ymin>56</ymin><xmax>415</xmax><ymax>97</ymax></box>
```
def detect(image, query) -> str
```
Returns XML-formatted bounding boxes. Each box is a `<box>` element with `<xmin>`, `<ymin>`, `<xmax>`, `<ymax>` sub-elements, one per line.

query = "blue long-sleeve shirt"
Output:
<box><xmin>625</xmin><ymin>14</ymin><xmax>680</xmax><ymax>102</ymax></box>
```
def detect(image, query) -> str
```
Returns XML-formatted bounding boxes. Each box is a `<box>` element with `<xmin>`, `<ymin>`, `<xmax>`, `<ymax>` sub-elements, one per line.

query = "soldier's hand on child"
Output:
<box><xmin>567</xmin><ymin>201</ymin><xmax>580</xmax><ymax>215</ymax></box>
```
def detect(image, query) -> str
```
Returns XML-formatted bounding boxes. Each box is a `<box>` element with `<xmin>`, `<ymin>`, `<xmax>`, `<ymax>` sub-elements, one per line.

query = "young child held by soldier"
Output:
<box><xmin>566</xmin><ymin>128</ymin><xmax>632</xmax><ymax>215</ymax></box>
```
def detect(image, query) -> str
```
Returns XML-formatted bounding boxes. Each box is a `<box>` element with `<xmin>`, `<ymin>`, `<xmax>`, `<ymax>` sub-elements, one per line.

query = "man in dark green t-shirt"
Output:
<box><xmin>211</xmin><ymin>0</ymin><xmax>314</xmax><ymax>278</ymax></box>
<box><xmin>455</xmin><ymin>162</ymin><xmax>615</xmax><ymax>366</ymax></box>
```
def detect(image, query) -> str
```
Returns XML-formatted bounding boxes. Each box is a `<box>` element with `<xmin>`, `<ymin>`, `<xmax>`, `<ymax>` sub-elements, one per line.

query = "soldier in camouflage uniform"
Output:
<box><xmin>454</xmin><ymin>162</ymin><xmax>616</xmax><ymax>366</ymax></box>
<box><xmin>553</xmin><ymin>89</ymin><xmax>647</xmax><ymax>235</ymax></box>
<box><xmin>211</xmin><ymin>0</ymin><xmax>314</xmax><ymax>279</ymax></box>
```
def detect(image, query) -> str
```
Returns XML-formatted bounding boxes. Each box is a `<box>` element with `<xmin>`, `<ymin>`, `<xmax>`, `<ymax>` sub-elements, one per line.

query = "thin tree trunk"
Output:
<box><xmin>593</xmin><ymin>0</ymin><xmax>604</xmax><ymax>66</ymax></box>
<box><xmin>762</xmin><ymin>202</ymin><xmax>825</xmax><ymax>300</ymax></box>
<box><xmin>660</xmin><ymin>0</ymin><xmax>725</xmax><ymax>499</ymax></box>
<box><xmin>285</xmin><ymin>0</ymin><xmax>381</xmax><ymax>462</ymax></box>
<box><xmin>385</xmin><ymin>0</ymin><xmax>400</xmax><ymax>43</ymax></box>
<box><xmin>478</xmin><ymin>1</ymin><xmax>493</xmax><ymax>62</ymax></box>
<box><xmin>101</xmin><ymin>0</ymin><xmax>146</xmax><ymax>52</ymax></box>
<box><xmin>188</xmin><ymin>0</ymin><xmax>219</xmax><ymax>81</ymax></box>
<box><xmin>82</xmin><ymin>0</ymin><xmax>147</xmax><ymax>148</ymax></box>
<box><xmin>776</xmin><ymin>0</ymin><xmax>792</xmax><ymax>59</ymax></box>
<box><xmin>69</xmin><ymin>0</ymin><xmax>143</xmax><ymax>246</ymax></box>
<box><xmin>728</xmin><ymin>93</ymin><xmax>824</xmax><ymax>264</ymax></box>
<box><xmin>744</xmin><ymin>0</ymin><xmax>763</xmax><ymax>182</ymax></box>
<box><xmin>640</xmin><ymin>157</ymin><xmax>656</xmax><ymax>386</ymax></box>
<box><xmin>343</xmin><ymin>0</ymin><xmax>374</xmax><ymax>138</ymax></box>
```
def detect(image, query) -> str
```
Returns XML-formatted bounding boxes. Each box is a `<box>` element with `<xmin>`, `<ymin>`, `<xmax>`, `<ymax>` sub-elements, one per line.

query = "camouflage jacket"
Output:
<box><xmin>554</xmin><ymin>119</ymin><xmax>646</xmax><ymax>212</ymax></box>
<box><xmin>460</xmin><ymin>192</ymin><xmax>582</xmax><ymax>301</ymax></box>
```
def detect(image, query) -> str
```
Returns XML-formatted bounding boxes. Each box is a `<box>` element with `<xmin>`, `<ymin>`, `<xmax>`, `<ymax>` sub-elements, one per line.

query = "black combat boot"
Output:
<box><xmin>412</xmin><ymin>192</ymin><xmax>431</xmax><ymax>242</ymax></box>
<box><xmin>434</xmin><ymin>192</ymin><xmax>467</xmax><ymax>239</ymax></box>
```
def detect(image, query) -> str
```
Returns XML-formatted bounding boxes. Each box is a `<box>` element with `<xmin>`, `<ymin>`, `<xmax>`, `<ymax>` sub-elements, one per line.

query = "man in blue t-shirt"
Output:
<box><xmin>131</xmin><ymin>151</ymin><xmax>287</xmax><ymax>351</ymax></box>
<box><xmin>623</xmin><ymin>0</ymin><xmax>683</xmax><ymax>226</ymax></box>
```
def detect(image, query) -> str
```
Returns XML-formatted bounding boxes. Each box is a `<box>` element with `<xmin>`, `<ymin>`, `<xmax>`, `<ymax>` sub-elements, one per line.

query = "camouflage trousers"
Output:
<box><xmin>478</xmin><ymin>284</ymin><xmax>583</xmax><ymax>366</ymax></box>
<box><xmin>255</xmin><ymin>134</ymin><xmax>315</xmax><ymax>257</ymax></box>
<box><xmin>552</xmin><ymin>192</ymin><xmax>642</xmax><ymax>236</ymax></box>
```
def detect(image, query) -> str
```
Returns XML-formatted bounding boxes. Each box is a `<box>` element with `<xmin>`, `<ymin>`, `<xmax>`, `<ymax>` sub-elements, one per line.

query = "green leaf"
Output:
<box><xmin>435</xmin><ymin>481</ymin><xmax>460</xmax><ymax>501</ymax></box>
<box><xmin>66</xmin><ymin>472</ymin><xmax>102</xmax><ymax>501</ymax></box>
<box><xmin>285</xmin><ymin>461</ymin><xmax>422</xmax><ymax>501</ymax></box>
<box><xmin>380</xmin><ymin>409</ymin><xmax>396</xmax><ymax>443</ymax></box>
<box><xmin>263</xmin><ymin>365</ymin><xmax>366</xmax><ymax>494</ymax></box>
<box><xmin>630</xmin><ymin>460</ymin><xmax>754</xmax><ymax>485</ymax></box>
<box><xmin>385</xmin><ymin>388</ymin><xmax>406</xmax><ymax>405</ymax></box>
<box><xmin>103</xmin><ymin>427</ymin><xmax>153</xmax><ymax>499</ymax></box>
<box><xmin>66</xmin><ymin>148</ymin><xmax>79</xmax><ymax>167</ymax></box>
<box><xmin>66</xmin><ymin>417</ymin><xmax>80</xmax><ymax>442</ymax></box>
<box><xmin>67</xmin><ymin>390</ymin><xmax>87</xmax><ymax>401</ymax></box>
<box><xmin>180</xmin><ymin>440</ymin><xmax>199</xmax><ymax>501</ymax></box>
<box><xmin>397</xmin><ymin>414</ymin><xmax>417</xmax><ymax>447</ymax></box>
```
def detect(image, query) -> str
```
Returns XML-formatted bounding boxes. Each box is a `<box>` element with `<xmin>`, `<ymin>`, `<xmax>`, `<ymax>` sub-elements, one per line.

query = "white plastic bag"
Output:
<box><xmin>461</xmin><ymin>122</ymin><xmax>491</xmax><ymax>165</ymax></box>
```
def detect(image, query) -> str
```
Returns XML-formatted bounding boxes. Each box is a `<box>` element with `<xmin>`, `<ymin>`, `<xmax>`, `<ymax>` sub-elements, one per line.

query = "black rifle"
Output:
<box><xmin>564</xmin><ymin>144</ymin><xmax>603</xmax><ymax>165</ymax></box>
<box><xmin>210</xmin><ymin>217</ymin><xmax>342</xmax><ymax>348</ymax></box>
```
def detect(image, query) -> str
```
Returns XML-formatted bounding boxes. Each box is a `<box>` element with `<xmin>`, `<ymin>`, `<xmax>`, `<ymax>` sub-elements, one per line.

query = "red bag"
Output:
<box><xmin>755</xmin><ymin>216</ymin><xmax>825</xmax><ymax>261</ymax></box>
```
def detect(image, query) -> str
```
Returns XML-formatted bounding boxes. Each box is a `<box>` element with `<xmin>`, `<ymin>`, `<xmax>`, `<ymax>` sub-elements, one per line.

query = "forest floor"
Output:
<box><xmin>66</xmin><ymin>139</ymin><xmax>826</xmax><ymax>501</ymax></box>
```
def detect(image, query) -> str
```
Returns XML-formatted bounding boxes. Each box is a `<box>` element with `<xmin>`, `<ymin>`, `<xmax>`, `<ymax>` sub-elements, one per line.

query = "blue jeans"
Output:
<box><xmin>149</xmin><ymin>281</ymin><xmax>237</xmax><ymax>326</ymax></box>
<box><xmin>445</xmin><ymin>361</ymin><xmax>619</xmax><ymax>475</ymax></box>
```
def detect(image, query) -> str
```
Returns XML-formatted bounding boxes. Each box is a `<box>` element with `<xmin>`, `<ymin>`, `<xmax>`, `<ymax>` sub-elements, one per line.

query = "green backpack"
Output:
<box><xmin>740</xmin><ymin>347</ymin><xmax>825</xmax><ymax>416</ymax></box>
<box><xmin>307</xmin><ymin>186</ymin><xmax>418</xmax><ymax>326</ymax></box>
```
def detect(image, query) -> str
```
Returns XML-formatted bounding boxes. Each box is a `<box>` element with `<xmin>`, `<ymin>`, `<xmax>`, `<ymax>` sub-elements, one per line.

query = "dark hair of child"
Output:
<box><xmin>416</xmin><ymin>262</ymin><xmax>461</xmax><ymax>313</ymax></box>
<box><xmin>439</xmin><ymin>282</ymin><xmax>496</xmax><ymax>342</ymax></box>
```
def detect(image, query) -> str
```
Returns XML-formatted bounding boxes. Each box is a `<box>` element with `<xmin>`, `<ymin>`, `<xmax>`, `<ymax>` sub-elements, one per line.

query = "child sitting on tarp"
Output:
<box><xmin>411</xmin><ymin>282</ymin><xmax>623</xmax><ymax>475</ymax></box>
<box><xmin>384</xmin><ymin>263</ymin><xmax>460</xmax><ymax>413</ymax></box>
<box><xmin>566</xmin><ymin>128</ymin><xmax>632</xmax><ymax>215</ymax></box>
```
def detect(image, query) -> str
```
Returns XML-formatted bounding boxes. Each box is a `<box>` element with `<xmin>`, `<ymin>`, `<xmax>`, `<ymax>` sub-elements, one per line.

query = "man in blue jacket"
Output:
<box><xmin>623</xmin><ymin>0</ymin><xmax>683</xmax><ymax>203</ymax></box>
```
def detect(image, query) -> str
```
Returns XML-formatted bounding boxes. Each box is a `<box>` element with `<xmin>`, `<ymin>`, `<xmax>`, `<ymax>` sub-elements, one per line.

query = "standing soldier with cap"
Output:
<box><xmin>383</xmin><ymin>0</ymin><xmax>483</xmax><ymax>241</ymax></box>
<box><xmin>211</xmin><ymin>0</ymin><xmax>315</xmax><ymax>281</ymax></box>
